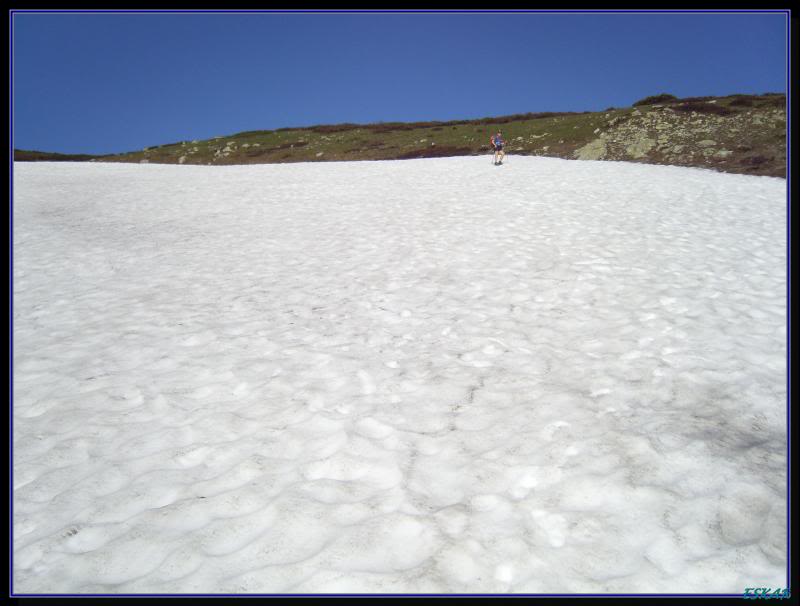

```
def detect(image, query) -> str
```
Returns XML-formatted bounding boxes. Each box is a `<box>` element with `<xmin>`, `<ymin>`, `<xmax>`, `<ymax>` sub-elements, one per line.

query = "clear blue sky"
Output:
<box><xmin>12</xmin><ymin>10</ymin><xmax>788</xmax><ymax>155</ymax></box>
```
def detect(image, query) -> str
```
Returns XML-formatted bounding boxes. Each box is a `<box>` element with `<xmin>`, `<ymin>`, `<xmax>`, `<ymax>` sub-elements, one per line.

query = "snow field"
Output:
<box><xmin>13</xmin><ymin>157</ymin><xmax>787</xmax><ymax>593</ymax></box>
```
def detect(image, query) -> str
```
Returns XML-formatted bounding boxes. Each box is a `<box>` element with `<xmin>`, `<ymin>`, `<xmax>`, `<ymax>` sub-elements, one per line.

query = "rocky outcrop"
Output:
<box><xmin>574</xmin><ymin>138</ymin><xmax>606</xmax><ymax>160</ymax></box>
<box><xmin>625</xmin><ymin>136</ymin><xmax>655</xmax><ymax>159</ymax></box>
<box><xmin>572</xmin><ymin>101</ymin><xmax>785</xmax><ymax>176</ymax></box>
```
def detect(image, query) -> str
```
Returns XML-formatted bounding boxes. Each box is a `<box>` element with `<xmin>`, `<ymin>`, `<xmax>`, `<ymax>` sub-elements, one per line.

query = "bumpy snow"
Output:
<box><xmin>12</xmin><ymin>157</ymin><xmax>787</xmax><ymax>594</ymax></box>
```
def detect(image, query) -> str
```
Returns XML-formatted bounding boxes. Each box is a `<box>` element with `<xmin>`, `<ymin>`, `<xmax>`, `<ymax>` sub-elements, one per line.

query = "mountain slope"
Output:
<box><xmin>14</xmin><ymin>93</ymin><xmax>786</xmax><ymax>177</ymax></box>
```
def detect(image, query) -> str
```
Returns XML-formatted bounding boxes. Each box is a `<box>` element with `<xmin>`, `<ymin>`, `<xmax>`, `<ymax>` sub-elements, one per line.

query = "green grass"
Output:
<box><xmin>102</xmin><ymin>108</ymin><xmax>633</xmax><ymax>166</ymax></box>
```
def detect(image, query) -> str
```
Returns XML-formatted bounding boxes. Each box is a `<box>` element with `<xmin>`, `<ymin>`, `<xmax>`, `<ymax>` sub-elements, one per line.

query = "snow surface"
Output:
<box><xmin>13</xmin><ymin>157</ymin><xmax>787</xmax><ymax>594</ymax></box>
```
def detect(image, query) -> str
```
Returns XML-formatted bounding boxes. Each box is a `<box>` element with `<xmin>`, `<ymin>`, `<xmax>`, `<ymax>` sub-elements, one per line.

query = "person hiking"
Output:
<box><xmin>490</xmin><ymin>131</ymin><xmax>505</xmax><ymax>165</ymax></box>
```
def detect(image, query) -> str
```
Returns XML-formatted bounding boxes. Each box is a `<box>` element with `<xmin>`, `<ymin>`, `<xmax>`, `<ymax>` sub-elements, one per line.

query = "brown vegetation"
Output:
<box><xmin>633</xmin><ymin>94</ymin><xmax>679</xmax><ymax>106</ymax></box>
<box><xmin>396</xmin><ymin>145</ymin><xmax>473</xmax><ymax>159</ymax></box>
<box><xmin>672</xmin><ymin>102</ymin><xmax>736</xmax><ymax>116</ymax></box>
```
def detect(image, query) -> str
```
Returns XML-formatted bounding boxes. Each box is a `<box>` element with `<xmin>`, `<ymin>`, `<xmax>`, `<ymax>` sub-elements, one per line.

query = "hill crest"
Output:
<box><xmin>14</xmin><ymin>93</ymin><xmax>786</xmax><ymax>178</ymax></box>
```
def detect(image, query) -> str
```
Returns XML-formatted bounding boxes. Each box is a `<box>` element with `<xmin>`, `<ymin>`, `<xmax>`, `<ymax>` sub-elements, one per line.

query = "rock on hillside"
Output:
<box><xmin>573</xmin><ymin>100</ymin><xmax>785</xmax><ymax>176</ymax></box>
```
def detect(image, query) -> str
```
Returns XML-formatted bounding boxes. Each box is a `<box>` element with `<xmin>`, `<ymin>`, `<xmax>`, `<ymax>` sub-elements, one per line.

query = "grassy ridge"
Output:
<box><xmin>14</xmin><ymin>93</ymin><xmax>786</xmax><ymax>177</ymax></box>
